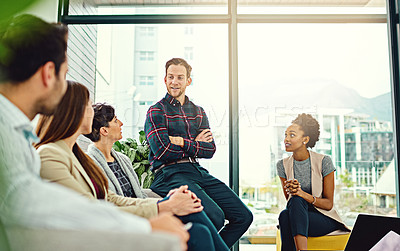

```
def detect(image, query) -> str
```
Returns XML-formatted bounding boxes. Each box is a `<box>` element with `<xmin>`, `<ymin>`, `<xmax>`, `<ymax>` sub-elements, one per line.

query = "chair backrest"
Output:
<box><xmin>344</xmin><ymin>214</ymin><xmax>400</xmax><ymax>251</ymax></box>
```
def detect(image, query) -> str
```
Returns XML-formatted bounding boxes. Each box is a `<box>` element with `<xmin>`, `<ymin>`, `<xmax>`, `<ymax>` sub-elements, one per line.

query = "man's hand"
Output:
<box><xmin>158</xmin><ymin>185</ymin><xmax>203</xmax><ymax>216</ymax></box>
<box><xmin>167</xmin><ymin>185</ymin><xmax>199</xmax><ymax>200</ymax></box>
<box><xmin>169</xmin><ymin>136</ymin><xmax>184</xmax><ymax>147</ymax></box>
<box><xmin>149</xmin><ymin>213</ymin><xmax>189</xmax><ymax>251</ymax></box>
<box><xmin>195</xmin><ymin>129</ymin><xmax>213</xmax><ymax>143</ymax></box>
<box><xmin>166</xmin><ymin>188</ymin><xmax>179</xmax><ymax>197</ymax></box>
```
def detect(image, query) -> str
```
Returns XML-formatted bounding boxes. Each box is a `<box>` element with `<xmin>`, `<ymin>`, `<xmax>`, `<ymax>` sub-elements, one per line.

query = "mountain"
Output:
<box><xmin>246</xmin><ymin>79</ymin><xmax>392</xmax><ymax>122</ymax></box>
<box><xmin>368</xmin><ymin>92</ymin><xmax>392</xmax><ymax>122</ymax></box>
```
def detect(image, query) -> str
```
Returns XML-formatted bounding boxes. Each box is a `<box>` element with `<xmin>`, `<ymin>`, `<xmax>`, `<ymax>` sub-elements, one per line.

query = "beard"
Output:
<box><xmin>168</xmin><ymin>87</ymin><xmax>184</xmax><ymax>99</ymax></box>
<box><xmin>35</xmin><ymin>99</ymin><xmax>58</xmax><ymax>116</ymax></box>
<box><xmin>36</xmin><ymin>77</ymin><xmax>66</xmax><ymax>116</ymax></box>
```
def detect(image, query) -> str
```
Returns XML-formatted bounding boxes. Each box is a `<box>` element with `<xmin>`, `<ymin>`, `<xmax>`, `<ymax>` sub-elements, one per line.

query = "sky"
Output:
<box><xmin>238</xmin><ymin>23</ymin><xmax>391</xmax><ymax>99</ymax></box>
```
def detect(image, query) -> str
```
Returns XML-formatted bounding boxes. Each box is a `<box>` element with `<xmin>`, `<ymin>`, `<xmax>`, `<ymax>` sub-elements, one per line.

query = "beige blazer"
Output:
<box><xmin>37</xmin><ymin>140</ymin><xmax>159</xmax><ymax>219</ymax></box>
<box><xmin>283</xmin><ymin>150</ymin><xmax>350</xmax><ymax>231</ymax></box>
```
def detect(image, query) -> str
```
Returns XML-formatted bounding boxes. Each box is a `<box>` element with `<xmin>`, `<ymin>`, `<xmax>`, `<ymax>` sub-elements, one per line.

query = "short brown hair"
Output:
<box><xmin>0</xmin><ymin>14</ymin><xmax>68</xmax><ymax>83</ymax></box>
<box><xmin>165</xmin><ymin>58</ymin><xmax>192</xmax><ymax>78</ymax></box>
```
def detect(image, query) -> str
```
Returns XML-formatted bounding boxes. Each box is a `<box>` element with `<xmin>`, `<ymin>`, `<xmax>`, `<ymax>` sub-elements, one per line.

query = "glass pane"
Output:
<box><xmin>238</xmin><ymin>23</ymin><xmax>394</xmax><ymax>245</ymax></box>
<box><xmin>238</xmin><ymin>0</ymin><xmax>386</xmax><ymax>15</ymax></box>
<box><xmin>66</xmin><ymin>24</ymin><xmax>97</xmax><ymax>94</ymax></box>
<box><xmin>69</xmin><ymin>0</ymin><xmax>227</xmax><ymax>15</ymax></box>
<box><xmin>68</xmin><ymin>23</ymin><xmax>230</xmax><ymax>183</ymax></box>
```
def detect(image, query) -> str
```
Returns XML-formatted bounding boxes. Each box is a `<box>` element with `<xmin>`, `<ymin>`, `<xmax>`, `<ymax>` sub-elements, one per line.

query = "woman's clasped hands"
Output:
<box><xmin>285</xmin><ymin>179</ymin><xmax>303</xmax><ymax>197</ymax></box>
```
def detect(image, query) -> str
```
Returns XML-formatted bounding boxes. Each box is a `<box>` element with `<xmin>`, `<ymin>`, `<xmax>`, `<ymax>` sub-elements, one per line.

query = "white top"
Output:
<box><xmin>0</xmin><ymin>94</ymin><xmax>151</xmax><ymax>233</ymax></box>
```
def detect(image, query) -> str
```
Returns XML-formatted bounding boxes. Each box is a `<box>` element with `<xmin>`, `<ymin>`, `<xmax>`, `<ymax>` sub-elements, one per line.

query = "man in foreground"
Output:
<box><xmin>0</xmin><ymin>14</ymin><xmax>187</xmax><ymax>250</ymax></box>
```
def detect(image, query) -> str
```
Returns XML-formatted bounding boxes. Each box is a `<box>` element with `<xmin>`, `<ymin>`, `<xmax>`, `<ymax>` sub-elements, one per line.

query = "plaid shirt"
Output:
<box><xmin>145</xmin><ymin>93</ymin><xmax>216</xmax><ymax>170</ymax></box>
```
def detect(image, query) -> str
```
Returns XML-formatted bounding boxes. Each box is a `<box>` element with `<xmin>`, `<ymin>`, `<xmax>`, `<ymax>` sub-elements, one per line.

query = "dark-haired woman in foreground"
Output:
<box><xmin>277</xmin><ymin>113</ymin><xmax>349</xmax><ymax>251</ymax></box>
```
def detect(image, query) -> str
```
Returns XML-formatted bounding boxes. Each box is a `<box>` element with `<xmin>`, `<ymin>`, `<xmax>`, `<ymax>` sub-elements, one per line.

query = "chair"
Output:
<box><xmin>276</xmin><ymin>229</ymin><xmax>350</xmax><ymax>251</ymax></box>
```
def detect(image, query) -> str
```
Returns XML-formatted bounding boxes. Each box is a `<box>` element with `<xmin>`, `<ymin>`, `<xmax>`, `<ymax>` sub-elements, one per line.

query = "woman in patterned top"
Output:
<box><xmin>277</xmin><ymin>113</ymin><xmax>349</xmax><ymax>251</ymax></box>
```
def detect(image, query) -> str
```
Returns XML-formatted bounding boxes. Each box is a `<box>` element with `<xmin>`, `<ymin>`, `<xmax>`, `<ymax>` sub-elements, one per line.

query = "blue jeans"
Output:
<box><xmin>278</xmin><ymin>196</ymin><xmax>345</xmax><ymax>251</ymax></box>
<box><xmin>151</xmin><ymin>163</ymin><xmax>253</xmax><ymax>248</ymax></box>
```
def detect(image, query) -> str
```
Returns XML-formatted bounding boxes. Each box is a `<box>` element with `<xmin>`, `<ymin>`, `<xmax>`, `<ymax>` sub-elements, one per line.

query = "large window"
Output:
<box><xmin>87</xmin><ymin>23</ymin><xmax>230</xmax><ymax>183</ymax></box>
<box><xmin>62</xmin><ymin>0</ymin><xmax>398</xmax><ymax>249</ymax></box>
<box><xmin>238</xmin><ymin>23</ymin><xmax>395</xmax><ymax>240</ymax></box>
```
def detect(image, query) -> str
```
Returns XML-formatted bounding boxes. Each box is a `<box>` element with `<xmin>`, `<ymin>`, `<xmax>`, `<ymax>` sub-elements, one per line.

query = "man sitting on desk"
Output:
<box><xmin>145</xmin><ymin>57</ymin><xmax>253</xmax><ymax>248</ymax></box>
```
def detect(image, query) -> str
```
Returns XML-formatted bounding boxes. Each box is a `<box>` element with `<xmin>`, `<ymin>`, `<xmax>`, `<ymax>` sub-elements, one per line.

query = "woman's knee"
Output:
<box><xmin>187</xmin><ymin>223</ymin><xmax>215</xmax><ymax>251</ymax></box>
<box><xmin>278</xmin><ymin>209</ymin><xmax>290</xmax><ymax>226</ymax></box>
<box><xmin>287</xmin><ymin>196</ymin><xmax>308</xmax><ymax>210</ymax></box>
<box><xmin>189</xmin><ymin>223</ymin><xmax>212</xmax><ymax>238</ymax></box>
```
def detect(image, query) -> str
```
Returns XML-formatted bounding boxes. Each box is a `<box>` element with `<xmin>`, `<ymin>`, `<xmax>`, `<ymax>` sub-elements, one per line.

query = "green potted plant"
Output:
<box><xmin>112</xmin><ymin>130</ymin><xmax>154</xmax><ymax>188</ymax></box>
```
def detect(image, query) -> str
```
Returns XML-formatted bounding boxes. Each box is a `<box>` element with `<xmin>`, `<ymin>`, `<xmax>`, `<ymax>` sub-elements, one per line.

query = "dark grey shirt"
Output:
<box><xmin>277</xmin><ymin>155</ymin><xmax>335</xmax><ymax>194</ymax></box>
<box><xmin>107</xmin><ymin>160</ymin><xmax>136</xmax><ymax>198</ymax></box>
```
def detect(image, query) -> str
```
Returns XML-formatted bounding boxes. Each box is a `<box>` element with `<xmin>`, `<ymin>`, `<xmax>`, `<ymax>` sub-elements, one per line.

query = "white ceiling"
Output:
<box><xmin>91</xmin><ymin>0</ymin><xmax>385</xmax><ymax>6</ymax></box>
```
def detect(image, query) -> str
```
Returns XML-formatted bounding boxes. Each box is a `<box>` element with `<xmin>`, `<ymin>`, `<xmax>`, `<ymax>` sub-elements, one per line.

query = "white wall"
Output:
<box><xmin>21</xmin><ymin>0</ymin><xmax>58</xmax><ymax>22</ymax></box>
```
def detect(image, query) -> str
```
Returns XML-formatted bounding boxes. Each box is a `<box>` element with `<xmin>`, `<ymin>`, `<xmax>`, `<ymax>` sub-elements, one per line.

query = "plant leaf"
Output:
<box><xmin>0</xmin><ymin>0</ymin><xmax>39</xmax><ymax>21</ymax></box>
<box><xmin>139</xmin><ymin>130</ymin><xmax>146</xmax><ymax>144</ymax></box>
<box><xmin>140</xmin><ymin>160</ymin><xmax>150</xmax><ymax>165</ymax></box>
<box><xmin>123</xmin><ymin>143</ymin><xmax>131</xmax><ymax>154</ymax></box>
<box><xmin>136</xmin><ymin>164</ymin><xmax>145</xmax><ymax>175</ymax></box>
<box><xmin>113</xmin><ymin>141</ymin><xmax>122</xmax><ymax>152</ymax></box>
<box><xmin>132</xmin><ymin>162</ymin><xmax>141</xmax><ymax>170</ymax></box>
<box><xmin>142</xmin><ymin>170</ymin><xmax>154</xmax><ymax>189</ymax></box>
<box><xmin>126</xmin><ymin>138</ymin><xmax>138</xmax><ymax>149</ymax></box>
<box><xmin>128</xmin><ymin>149</ymin><xmax>137</xmax><ymax>162</ymax></box>
<box><xmin>114</xmin><ymin>131</ymin><xmax>154</xmax><ymax>187</ymax></box>
<box><xmin>139</xmin><ymin>146</ymin><xmax>149</xmax><ymax>160</ymax></box>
